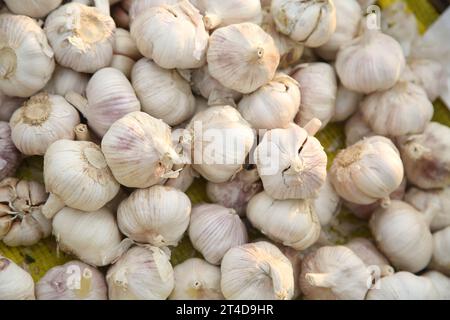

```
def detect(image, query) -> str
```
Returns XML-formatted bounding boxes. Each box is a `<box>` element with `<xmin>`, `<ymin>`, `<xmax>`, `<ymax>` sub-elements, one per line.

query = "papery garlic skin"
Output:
<box><xmin>10</xmin><ymin>92</ymin><xmax>80</xmax><ymax>155</ymax></box>
<box><xmin>45</xmin><ymin>3</ymin><xmax>115</xmax><ymax>73</ymax></box>
<box><xmin>430</xmin><ymin>227</ymin><xmax>450</xmax><ymax>276</ymax></box>
<box><xmin>107</xmin><ymin>246</ymin><xmax>174</xmax><ymax>300</ymax></box>
<box><xmin>0</xmin><ymin>14</ymin><xmax>55</xmax><ymax>97</ymax></box>
<box><xmin>332</xmin><ymin>84</ymin><xmax>362</xmax><ymax>123</ymax></box>
<box><xmin>189</xmin><ymin>204</ymin><xmax>248</xmax><ymax>265</ymax></box>
<box><xmin>0</xmin><ymin>256</ymin><xmax>35</xmax><ymax>300</ymax></box>
<box><xmin>0</xmin><ymin>92</ymin><xmax>24</xmax><ymax>121</ymax></box>
<box><xmin>4</xmin><ymin>0</ymin><xmax>62</xmax><ymax>18</ymax></box>
<box><xmin>369</xmin><ymin>200</ymin><xmax>433</xmax><ymax>273</ymax></box>
<box><xmin>36</xmin><ymin>260</ymin><xmax>107</xmax><ymax>300</ymax></box>
<box><xmin>221</xmin><ymin>241</ymin><xmax>294</xmax><ymax>300</ymax></box>
<box><xmin>44</xmin><ymin>65</ymin><xmax>89</xmax><ymax>97</ymax></box>
<box><xmin>169</xmin><ymin>258</ymin><xmax>224</xmax><ymax>300</ymax></box>
<box><xmin>344</xmin><ymin>112</ymin><xmax>374</xmax><ymax>146</ymax></box>
<box><xmin>207</xmin><ymin>22</ymin><xmax>280</xmax><ymax>94</ymax></box>
<box><xmin>201</xmin><ymin>0</ymin><xmax>262</xmax><ymax>30</ymax></box>
<box><xmin>0</xmin><ymin>122</ymin><xmax>21</xmax><ymax>181</ymax></box>
<box><xmin>423</xmin><ymin>271</ymin><xmax>450</xmax><ymax>300</ymax></box>
<box><xmin>313</xmin><ymin>177</ymin><xmax>340</xmax><ymax>226</ymax></box>
<box><xmin>408</xmin><ymin>58</ymin><xmax>445</xmax><ymax>102</ymax></box>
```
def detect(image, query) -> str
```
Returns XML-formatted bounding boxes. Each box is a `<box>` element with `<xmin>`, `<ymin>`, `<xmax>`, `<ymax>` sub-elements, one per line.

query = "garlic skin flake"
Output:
<box><xmin>201</xmin><ymin>0</ymin><xmax>262</xmax><ymax>30</ymax></box>
<box><xmin>0</xmin><ymin>256</ymin><xmax>35</xmax><ymax>300</ymax></box>
<box><xmin>107</xmin><ymin>246</ymin><xmax>174</xmax><ymax>300</ymax></box>
<box><xmin>4</xmin><ymin>0</ymin><xmax>62</xmax><ymax>18</ymax></box>
<box><xmin>36</xmin><ymin>260</ymin><xmax>108</xmax><ymax>300</ymax></box>
<box><xmin>0</xmin><ymin>14</ymin><xmax>55</xmax><ymax>97</ymax></box>
<box><xmin>332</xmin><ymin>84</ymin><xmax>363</xmax><ymax>123</ymax></box>
<box><xmin>313</xmin><ymin>177</ymin><xmax>340</xmax><ymax>226</ymax></box>
<box><xmin>423</xmin><ymin>271</ymin><xmax>450</xmax><ymax>300</ymax></box>
<box><xmin>344</xmin><ymin>112</ymin><xmax>374</xmax><ymax>146</ymax></box>
<box><xmin>430</xmin><ymin>227</ymin><xmax>450</xmax><ymax>276</ymax></box>
<box><xmin>0</xmin><ymin>122</ymin><xmax>21</xmax><ymax>181</ymax></box>
<box><xmin>221</xmin><ymin>241</ymin><xmax>294</xmax><ymax>300</ymax></box>
<box><xmin>169</xmin><ymin>258</ymin><xmax>224</xmax><ymax>300</ymax></box>
<box><xmin>44</xmin><ymin>65</ymin><xmax>89</xmax><ymax>97</ymax></box>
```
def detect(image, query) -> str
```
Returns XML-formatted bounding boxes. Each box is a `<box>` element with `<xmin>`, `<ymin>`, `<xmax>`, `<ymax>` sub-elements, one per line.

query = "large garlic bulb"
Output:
<box><xmin>0</xmin><ymin>256</ymin><xmax>35</xmax><ymax>300</ymax></box>
<box><xmin>0</xmin><ymin>122</ymin><xmax>21</xmax><ymax>181</ymax></box>
<box><xmin>332</xmin><ymin>84</ymin><xmax>363</xmax><ymax>123</ymax></box>
<box><xmin>423</xmin><ymin>271</ymin><xmax>450</xmax><ymax>300</ymax></box>
<box><xmin>369</xmin><ymin>200</ymin><xmax>433</xmax><ymax>273</ymax></box>
<box><xmin>44</xmin><ymin>65</ymin><xmax>89</xmax><ymax>97</ymax></box>
<box><xmin>201</xmin><ymin>0</ymin><xmax>262</xmax><ymax>30</ymax></box>
<box><xmin>0</xmin><ymin>92</ymin><xmax>24</xmax><ymax>121</ymax></box>
<box><xmin>430</xmin><ymin>227</ymin><xmax>450</xmax><ymax>276</ymax></box>
<box><xmin>344</xmin><ymin>112</ymin><xmax>374</xmax><ymax>146</ymax></box>
<box><xmin>36</xmin><ymin>260</ymin><xmax>107</xmax><ymax>300</ymax></box>
<box><xmin>0</xmin><ymin>14</ymin><xmax>55</xmax><ymax>97</ymax></box>
<box><xmin>107</xmin><ymin>246</ymin><xmax>174</xmax><ymax>300</ymax></box>
<box><xmin>408</xmin><ymin>58</ymin><xmax>445</xmax><ymax>102</ymax></box>
<box><xmin>207</xmin><ymin>22</ymin><xmax>280</xmax><ymax>94</ymax></box>
<box><xmin>221</xmin><ymin>241</ymin><xmax>294</xmax><ymax>300</ymax></box>
<box><xmin>313</xmin><ymin>177</ymin><xmax>340</xmax><ymax>226</ymax></box>
<box><xmin>4</xmin><ymin>0</ymin><xmax>62</xmax><ymax>18</ymax></box>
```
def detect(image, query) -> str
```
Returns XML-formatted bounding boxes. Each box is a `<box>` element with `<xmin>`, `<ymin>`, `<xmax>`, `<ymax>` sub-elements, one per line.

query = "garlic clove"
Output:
<box><xmin>0</xmin><ymin>122</ymin><xmax>21</xmax><ymax>181</ymax></box>
<box><xmin>430</xmin><ymin>227</ymin><xmax>450</xmax><ymax>276</ymax></box>
<box><xmin>201</xmin><ymin>0</ymin><xmax>262</xmax><ymax>30</ymax></box>
<box><xmin>0</xmin><ymin>256</ymin><xmax>35</xmax><ymax>300</ymax></box>
<box><xmin>112</xmin><ymin>28</ymin><xmax>142</xmax><ymax>60</ymax></box>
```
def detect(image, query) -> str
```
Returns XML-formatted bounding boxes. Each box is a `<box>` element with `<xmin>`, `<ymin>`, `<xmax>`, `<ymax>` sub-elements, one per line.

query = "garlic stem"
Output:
<box><xmin>203</xmin><ymin>13</ymin><xmax>221</xmax><ymax>30</ymax></box>
<box><xmin>65</xmin><ymin>91</ymin><xmax>88</xmax><ymax>117</ymax></box>
<box><xmin>303</xmin><ymin>118</ymin><xmax>322</xmax><ymax>136</ymax></box>
<box><xmin>380</xmin><ymin>265</ymin><xmax>395</xmax><ymax>277</ymax></box>
<box><xmin>94</xmin><ymin>0</ymin><xmax>110</xmax><ymax>16</ymax></box>
<box><xmin>74</xmin><ymin>124</ymin><xmax>91</xmax><ymax>141</ymax></box>
<box><xmin>42</xmin><ymin>193</ymin><xmax>65</xmax><ymax>219</ymax></box>
<box><xmin>305</xmin><ymin>272</ymin><xmax>337</xmax><ymax>288</ymax></box>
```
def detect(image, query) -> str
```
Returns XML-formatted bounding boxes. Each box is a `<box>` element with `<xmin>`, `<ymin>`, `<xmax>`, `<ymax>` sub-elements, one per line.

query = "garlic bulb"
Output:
<box><xmin>53</xmin><ymin>207</ymin><xmax>132</xmax><ymax>266</ymax></box>
<box><xmin>0</xmin><ymin>178</ymin><xmax>50</xmax><ymax>246</ymax></box>
<box><xmin>45</xmin><ymin>3</ymin><xmax>115</xmax><ymax>73</ymax></box>
<box><xmin>238</xmin><ymin>73</ymin><xmax>300</xmax><ymax>130</ymax></box>
<box><xmin>10</xmin><ymin>92</ymin><xmax>80</xmax><ymax>155</ymax></box>
<box><xmin>36</xmin><ymin>260</ymin><xmax>107</xmax><ymax>300</ymax></box>
<box><xmin>247</xmin><ymin>191</ymin><xmax>320</xmax><ymax>250</ymax></box>
<box><xmin>273</xmin><ymin>243</ymin><xmax>302</xmax><ymax>299</ymax></box>
<box><xmin>0</xmin><ymin>92</ymin><xmax>24</xmax><ymax>121</ymax></box>
<box><xmin>430</xmin><ymin>227</ymin><xmax>450</xmax><ymax>276</ymax></box>
<box><xmin>407</xmin><ymin>58</ymin><xmax>445</xmax><ymax>102</ymax></box>
<box><xmin>369</xmin><ymin>200</ymin><xmax>433</xmax><ymax>273</ymax></box>
<box><xmin>4</xmin><ymin>0</ymin><xmax>62</xmax><ymax>18</ymax></box>
<box><xmin>42</xmin><ymin>140</ymin><xmax>120</xmax><ymax>218</ymax></box>
<box><xmin>169</xmin><ymin>258</ymin><xmax>224</xmax><ymax>300</ymax></box>
<box><xmin>207</xmin><ymin>22</ymin><xmax>280</xmax><ymax>94</ymax></box>
<box><xmin>332</xmin><ymin>84</ymin><xmax>363</xmax><ymax>123</ymax></box>
<box><xmin>44</xmin><ymin>65</ymin><xmax>89</xmax><ymax>97</ymax></box>
<box><xmin>291</xmin><ymin>63</ymin><xmax>337</xmax><ymax>129</ymax></box>
<box><xmin>0</xmin><ymin>256</ymin><xmax>35</xmax><ymax>300</ymax></box>
<box><xmin>344</xmin><ymin>112</ymin><xmax>374</xmax><ymax>146</ymax></box>
<box><xmin>131</xmin><ymin>59</ymin><xmax>195</xmax><ymax>126</ymax></box>
<box><xmin>0</xmin><ymin>14</ymin><xmax>55</xmax><ymax>97</ymax></box>
<box><xmin>101</xmin><ymin>111</ymin><xmax>179</xmax><ymax>188</ymax></box>
<box><xmin>313</xmin><ymin>177</ymin><xmax>340</xmax><ymax>226</ymax></box>
<box><xmin>335</xmin><ymin>29</ymin><xmax>405</xmax><ymax>94</ymax></box>
<box><xmin>201</xmin><ymin>0</ymin><xmax>262</xmax><ymax>30</ymax></box>
<box><xmin>330</xmin><ymin>136</ymin><xmax>404</xmax><ymax>205</ymax></box>
<box><xmin>221</xmin><ymin>241</ymin><xmax>294</xmax><ymax>300</ymax></box>
<box><xmin>107</xmin><ymin>246</ymin><xmax>174</xmax><ymax>300</ymax></box>
<box><xmin>128</xmin><ymin>0</ymin><xmax>179</xmax><ymax>22</ymax></box>
<box><xmin>271</xmin><ymin>0</ymin><xmax>336</xmax><ymax>48</ymax></box>
<box><xmin>0</xmin><ymin>122</ymin><xmax>21</xmax><ymax>181</ymax></box>
<box><xmin>299</xmin><ymin>245</ymin><xmax>371</xmax><ymax>300</ymax></box>
<box><xmin>397</xmin><ymin>122</ymin><xmax>450</xmax><ymax>189</ymax></box>
<box><xmin>254</xmin><ymin>120</ymin><xmax>327</xmax><ymax>200</ymax></box>
<box><xmin>366</xmin><ymin>272</ymin><xmax>439</xmax><ymax>300</ymax></box>
<box><xmin>423</xmin><ymin>271</ymin><xmax>450</xmax><ymax>300</ymax></box>
<box><xmin>131</xmin><ymin>1</ymin><xmax>208</xmax><ymax>69</ymax></box>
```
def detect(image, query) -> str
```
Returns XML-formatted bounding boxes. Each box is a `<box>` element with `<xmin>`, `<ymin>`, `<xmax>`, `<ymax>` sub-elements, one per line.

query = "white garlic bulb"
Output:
<box><xmin>369</xmin><ymin>200</ymin><xmax>433</xmax><ymax>273</ymax></box>
<box><xmin>207</xmin><ymin>22</ymin><xmax>280</xmax><ymax>94</ymax></box>
<box><xmin>169</xmin><ymin>258</ymin><xmax>224</xmax><ymax>300</ymax></box>
<box><xmin>0</xmin><ymin>92</ymin><xmax>24</xmax><ymax>121</ymax></box>
<box><xmin>273</xmin><ymin>243</ymin><xmax>302</xmax><ymax>299</ymax></box>
<box><xmin>101</xmin><ymin>111</ymin><xmax>180</xmax><ymax>188</ymax></box>
<box><xmin>430</xmin><ymin>227</ymin><xmax>450</xmax><ymax>276</ymax></box>
<box><xmin>332</xmin><ymin>84</ymin><xmax>362</xmax><ymax>123</ymax></box>
<box><xmin>247</xmin><ymin>191</ymin><xmax>321</xmax><ymax>250</ymax></box>
<box><xmin>3</xmin><ymin>0</ymin><xmax>62</xmax><ymax>18</ymax></box>
<box><xmin>313</xmin><ymin>177</ymin><xmax>340</xmax><ymax>226</ymax></box>
<box><xmin>271</xmin><ymin>0</ymin><xmax>336</xmax><ymax>48</ymax></box>
<box><xmin>0</xmin><ymin>14</ymin><xmax>55</xmax><ymax>97</ymax></box>
<box><xmin>221</xmin><ymin>241</ymin><xmax>294</xmax><ymax>300</ymax></box>
<box><xmin>107</xmin><ymin>246</ymin><xmax>174</xmax><ymax>300</ymax></box>
<box><xmin>131</xmin><ymin>59</ymin><xmax>195</xmax><ymax>126</ymax></box>
<box><xmin>201</xmin><ymin>0</ymin><xmax>262</xmax><ymax>30</ymax></box>
<box><xmin>408</xmin><ymin>58</ymin><xmax>445</xmax><ymax>102</ymax></box>
<box><xmin>330</xmin><ymin>136</ymin><xmax>404</xmax><ymax>205</ymax></box>
<box><xmin>42</xmin><ymin>140</ymin><xmax>120</xmax><ymax>218</ymax></box>
<box><xmin>254</xmin><ymin>121</ymin><xmax>327</xmax><ymax>200</ymax></box>
<box><xmin>10</xmin><ymin>92</ymin><xmax>80</xmax><ymax>156</ymax></box>
<box><xmin>53</xmin><ymin>207</ymin><xmax>132</xmax><ymax>266</ymax></box>
<box><xmin>44</xmin><ymin>65</ymin><xmax>89</xmax><ymax>97</ymax></box>
<box><xmin>45</xmin><ymin>3</ymin><xmax>115</xmax><ymax>73</ymax></box>
<box><xmin>128</xmin><ymin>0</ymin><xmax>179</xmax><ymax>22</ymax></box>
<box><xmin>291</xmin><ymin>63</ymin><xmax>337</xmax><ymax>129</ymax></box>
<box><xmin>344</xmin><ymin>112</ymin><xmax>374</xmax><ymax>146</ymax></box>
<box><xmin>36</xmin><ymin>260</ymin><xmax>107</xmax><ymax>300</ymax></box>
<box><xmin>0</xmin><ymin>122</ymin><xmax>21</xmax><ymax>181</ymax></box>
<box><xmin>423</xmin><ymin>271</ymin><xmax>450</xmax><ymax>300</ymax></box>
<box><xmin>238</xmin><ymin>73</ymin><xmax>300</xmax><ymax>130</ymax></box>
<box><xmin>0</xmin><ymin>256</ymin><xmax>35</xmax><ymax>300</ymax></box>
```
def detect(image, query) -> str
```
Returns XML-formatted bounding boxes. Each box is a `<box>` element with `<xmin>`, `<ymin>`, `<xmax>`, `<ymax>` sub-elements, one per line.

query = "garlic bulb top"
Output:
<box><xmin>344</xmin><ymin>112</ymin><xmax>374</xmax><ymax>146</ymax></box>
<box><xmin>44</xmin><ymin>65</ymin><xmax>89</xmax><ymax>97</ymax></box>
<box><xmin>201</xmin><ymin>0</ymin><xmax>262</xmax><ymax>30</ymax></box>
<box><xmin>332</xmin><ymin>84</ymin><xmax>363</xmax><ymax>123</ymax></box>
<box><xmin>408</xmin><ymin>58</ymin><xmax>445</xmax><ymax>102</ymax></box>
<box><xmin>169</xmin><ymin>258</ymin><xmax>224</xmax><ymax>300</ymax></box>
<box><xmin>0</xmin><ymin>121</ymin><xmax>21</xmax><ymax>181</ymax></box>
<box><xmin>313</xmin><ymin>177</ymin><xmax>340</xmax><ymax>226</ymax></box>
<box><xmin>430</xmin><ymin>227</ymin><xmax>450</xmax><ymax>276</ymax></box>
<box><xmin>107</xmin><ymin>246</ymin><xmax>174</xmax><ymax>300</ymax></box>
<box><xmin>423</xmin><ymin>271</ymin><xmax>450</xmax><ymax>300</ymax></box>
<box><xmin>45</xmin><ymin>3</ymin><xmax>115</xmax><ymax>73</ymax></box>
<box><xmin>0</xmin><ymin>14</ymin><xmax>55</xmax><ymax>97</ymax></box>
<box><xmin>0</xmin><ymin>256</ymin><xmax>35</xmax><ymax>300</ymax></box>
<box><xmin>4</xmin><ymin>0</ymin><xmax>62</xmax><ymax>18</ymax></box>
<box><xmin>36</xmin><ymin>260</ymin><xmax>108</xmax><ymax>300</ymax></box>
<box><xmin>207</xmin><ymin>22</ymin><xmax>280</xmax><ymax>94</ymax></box>
<box><xmin>221</xmin><ymin>241</ymin><xmax>294</xmax><ymax>300</ymax></box>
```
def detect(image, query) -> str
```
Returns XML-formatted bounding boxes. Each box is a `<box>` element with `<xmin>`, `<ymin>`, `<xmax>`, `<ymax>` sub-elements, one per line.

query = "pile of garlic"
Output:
<box><xmin>0</xmin><ymin>0</ymin><xmax>449</xmax><ymax>301</ymax></box>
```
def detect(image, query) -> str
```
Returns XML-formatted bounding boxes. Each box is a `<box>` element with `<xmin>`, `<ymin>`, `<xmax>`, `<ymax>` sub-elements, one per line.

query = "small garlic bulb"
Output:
<box><xmin>299</xmin><ymin>246</ymin><xmax>371</xmax><ymax>300</ymax></box>
<box><xmin>169</xmin><ymin>258</ymin><xmax>224</xmax><ymax>300</ymax></box>
<box><xmin>369</xmin><ymin>200</ymin><xmax>433</xmax><ymax>273</ymax></box>
<box><xmin>53</xmin><ymin>207</ymin><xmax>132</xmax><ymax>266</ymax></box>
<box><xmin>131</xmin><ymin>59</ymin><xmax>195</xmax><ymax>126</ymax></box>
<box><xmin>344</xmin><ymin>112</ymin><xmax>374</xmax><ymax>146</ymax></box>
<box><xmin>247</xmin><ymin>191</ymin><xmax>321</xmax><ymax>250</ymax></box>
<box><xmin>201</xmin><ymin>0</ymin><xmax>262</xmax><ymax>30</ymax></box>
<box><xmin>291</xmin><ymin>63</ymin><xmax>337</xmax><ymax>129</ymax></box>
<box><xmin>221</xmin><ymin>241</ymin><xmax>294</xmax><ymax>300</ymax></box>
<box><xmin>423</xmin><ymin>271</ymin><xmax>450</xmax><ymax>300</ymax></box>
<box><xmin>0</xmin><ymin>122</ymin><xmax>21</xmax><ymax>181</ymax></box>
<box><xmin>101</xmin><ymin>111</ymin><xmax>179</xmax><ymax>188</ymax></box>
<box><xmin>42</xmin><ymin>140</ymin><xmax>120</xmax><ymax>218</ymax></box>
<box><xmin>207</xmin><ymin>22</ymin><xmax>280</xmax><ymax>94</ymax></box>
<box><xmin>0</xmin><ymin>92</ymin><xmax>24</xmax><ymax>121</ymax></box>
<box><xmin>254</xmin><ymin>121</ymin><xmax>327</xmax><ymax>200</ymax></box>
<box><xmin>44</xmin><ymin>65</ymin><xmax>89</xmax><ymax>97</ymax></box>
<box><xmin>3</xmin><ymin>0</ymin><xmax>62</xmax><ymax>18</ymax></box>
<box><xmin>238</xmin><ymin>73</ymin><xmax>300</xmax><ymax>130</ymax></box>
<box><xmin>107</xmin><ymin>246</ymin><xmax>174</xmax><ymax>300</ymax></box>
<box><xmin>0</xmin><ymin>256</ymin><xmax>35</xmax><ymax>300</ymax></box>
<box><xmin>45</xmin><ymin>3</ymin><xmax>115</xmax><ymax>73</ymax></box>
<box><xmin>271</xmin><ymin>0</ymin><xmax>336</xmax><ymax>48</ymax></box>
<box><xmin>36</xmin><ymin>260</ymin><xmax>107</xmax><ymax>300</ymax></box>
<box><xmin>131</xmin><ymin>0</ymin><xmax>208</xmax><ymax>69</ymax></box>
<box><xmin>430</xmin><ymin>227</ymin><xmax>450</xmax><ymax>276</ymax></box>
<box><xmin>408</xmin><ymin>58</ymin><xmax>445</xmax><ymax>102</ymax></box>
<box><xmin>332</xmin><ymin>84</ymin><xmax>363</xmax><ymax>123</ymax></box>
<box><xmin>313</xmin><ymin>177</ymin><xmax>340</xmax><ymax>226</ymax></box>
<box><xmin>330</xmin><ymin>136</ymin><xmax>404</xmax><ymax>205</ymax></box>
<box><xmin>10</xmin><ymin>92</ymin><xmax>80</xmax><ymax>156</ymax></box>
<box><xmin>0</xmin><ymin>14</ymin><xmax>55</xmax><ymax>97</ymax></box>
<box><xmin>397</xmin><ymin>122</ymin><xmax>450</xmax><ymax>189</ymax></box>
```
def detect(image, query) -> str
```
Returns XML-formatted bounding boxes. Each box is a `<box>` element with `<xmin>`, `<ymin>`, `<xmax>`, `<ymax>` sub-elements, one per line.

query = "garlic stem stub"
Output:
<box><xmin>0</xmin><ymin>255</ymin><xmax>35</xmax><ymax>300</ymax></box>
